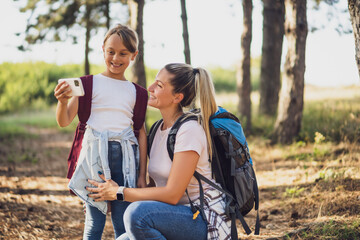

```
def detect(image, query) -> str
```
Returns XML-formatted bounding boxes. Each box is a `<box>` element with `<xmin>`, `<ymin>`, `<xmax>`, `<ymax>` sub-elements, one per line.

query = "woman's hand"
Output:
<box><xmin>87</xmin><ymin>173</ymin><xmax>120</xmax><ymax>201</ymax></box>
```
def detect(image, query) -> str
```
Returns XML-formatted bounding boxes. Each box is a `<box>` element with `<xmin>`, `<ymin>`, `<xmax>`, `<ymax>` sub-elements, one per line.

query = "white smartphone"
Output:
<box><xmin>58</xmin><ymin>78</ymin><xmax>85</xmax><ymax>97</ymax></box>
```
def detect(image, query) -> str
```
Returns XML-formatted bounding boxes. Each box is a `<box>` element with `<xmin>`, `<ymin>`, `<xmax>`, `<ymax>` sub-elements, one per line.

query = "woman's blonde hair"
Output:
<box><xmin>103</xmin><ymin>24</ymin><xmax>138</xmax><ymax>53</ymax></box>
<box><xmin>164</xmin><ymin>63</ymin><xmax>217</xmax><ymax>158</ymax></box>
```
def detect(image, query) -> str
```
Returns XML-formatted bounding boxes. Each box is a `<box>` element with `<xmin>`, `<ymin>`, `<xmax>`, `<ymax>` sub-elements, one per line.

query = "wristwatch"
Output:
<box><xmin>116</xmin><ymin>186</ymin><xmax>126</xmax><ymax>201</ymax></box>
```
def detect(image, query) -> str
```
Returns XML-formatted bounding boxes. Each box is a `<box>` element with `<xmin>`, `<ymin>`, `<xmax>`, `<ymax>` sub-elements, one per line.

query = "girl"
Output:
<box><xmin>54</xmin><ymin>24</ymin><xmax>148</xmax><ymax>240</ymax></box>
<box><xmin>87</xmin><ymin>63</ymin><xmax>232</xmax><ymax>240</ymax></box>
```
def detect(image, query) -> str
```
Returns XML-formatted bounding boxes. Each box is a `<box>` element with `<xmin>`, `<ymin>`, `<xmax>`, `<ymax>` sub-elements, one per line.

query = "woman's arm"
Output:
<box><xmin>137</xmin><ymin>124</ymin><xmax>147</xmax><ymax>188</ymax></box>
<box><xmin>87</xmin><ymin>150</ymin><xmax>199</xmax><ymax>205</ymax></box>
<box><xmin>54</xmin><ymin>81</ymin><xmax>79</xmax><ymax>127</ymax></box>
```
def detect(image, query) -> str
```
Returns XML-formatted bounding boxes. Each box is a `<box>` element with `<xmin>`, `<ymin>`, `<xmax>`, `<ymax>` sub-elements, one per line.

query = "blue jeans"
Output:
<box><xmin>83</xmin><ymin>141</ymin><xmax>131</xmax><ymax>240</ymax></box>
<box><xmin>117</xmin><ymin>201</ymin><xmax>207</xmax><ymax>240</ymax></box>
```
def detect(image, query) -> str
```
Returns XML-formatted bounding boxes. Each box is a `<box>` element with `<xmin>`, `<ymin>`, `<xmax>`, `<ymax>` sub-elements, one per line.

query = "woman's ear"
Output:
<box><xmin>173</xmin><ymin>93</ymin><xmax>184</xmax><ymax>104</ymax></box>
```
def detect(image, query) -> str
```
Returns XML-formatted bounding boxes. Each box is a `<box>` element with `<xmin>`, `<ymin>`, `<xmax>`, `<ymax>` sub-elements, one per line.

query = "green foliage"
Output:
<box><xmin>144</xmin><ymin>57</ymin><xmax>261</xmax><ymax>93</ymax></box>
<box><xmin>250</xmin><ymin>112</ymin><xmax>275</xmax><ymax>138</ymax></box>
<box><xmin>317</xmin><ymin>168</ymin><xmax>345</xmax><ymax>182</ymax></box>
<box><xmin>1</xmin><ymin>62</ymin><xmax>359</xmax><ymax>145</ymax></box>
<box><xmin>252</xmin><ymin>96</ymin><xmax>360</xmax><ymax>144</ymax></box>
<box><xmin>284</xmin><ymin>186</ymin><xmax>305</xmax><ymax>198</ymax></box>
<box><xmin>0</xmin><ymin>121</ymin><xmax>29</xmax><ymax>139</ymax></box>
<box><xmin>208</xmin><ymin>67</ymin><xmax>237</xmax><ymax>93</ymax></box>
<box><xmin>0</xmin><ymin>62</ymin><xmax>83</xmax><ymax>113</ymax></box>
<box><xmin>145</xmin><ymin>67</ymin><xmax>159</xmax><ymax>87</ymax></box>
<box><xmin>145</xmin><ymin>107</ymin><xmax>162</xmax><ymax>130</ymax></box>
<box><xmin>0</xmin><ymin>107</ymin><xmax>77</xmax><ymax>139</ymax></box>
<box><xmin>298</xmin><ymin>219</ymin><xmax>360</xmax><ymax>239</ymax></box>
<box><xmin>300</xmin><ymin>98</ymin><xmax>360</xmax><ymax>143</ymax></box>
<box><xmin>209</xmin><ymin>57</ymin><xmax>260</xmax><ymax>93</ymax></box>
<box><xmin>285</xmin><ymin>136</ymin><xmax>331</xmax><ymax>162</ymax></box>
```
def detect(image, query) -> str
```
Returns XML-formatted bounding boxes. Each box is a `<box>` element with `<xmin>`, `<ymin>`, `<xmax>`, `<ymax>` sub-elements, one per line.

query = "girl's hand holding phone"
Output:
<box><xmin>54</xmin><ymin>78</ymin><xmax>84</xmax><ymax>104</ymax></box>
<box><xmin>54</xmin><ymin>81</ymin><xmax>72</xmax><ymax>104</ymax></box>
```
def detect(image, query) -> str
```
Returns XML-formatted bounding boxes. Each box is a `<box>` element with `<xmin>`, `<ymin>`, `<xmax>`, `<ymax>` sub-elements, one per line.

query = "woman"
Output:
<box><xmin>87</xmin><ymin>63</ymin><xmax>231</xmax><ymax>240</ymax></box>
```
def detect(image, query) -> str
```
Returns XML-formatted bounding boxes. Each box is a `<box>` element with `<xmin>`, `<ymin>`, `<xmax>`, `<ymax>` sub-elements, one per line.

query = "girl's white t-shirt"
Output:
<box><xmin>148</xmin><ymin>120</ymin><xmax>213</xmax><ymax>204</ymax></box>
<box><xmin>86</xmin><ymin>74</ymin><xmax>136</xmax><ymax>132</ymax></box>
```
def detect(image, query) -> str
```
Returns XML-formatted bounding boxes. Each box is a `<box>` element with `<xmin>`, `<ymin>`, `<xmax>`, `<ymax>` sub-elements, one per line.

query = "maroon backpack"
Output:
<box><xmin>66</xmin><ymin>75</ymin><xmax>148</xmax><ymax>180</ymax></box>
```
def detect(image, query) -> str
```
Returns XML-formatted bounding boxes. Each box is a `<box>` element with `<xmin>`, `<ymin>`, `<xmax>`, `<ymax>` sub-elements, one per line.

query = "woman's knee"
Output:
<box><xmin>123</xmin><ymin>201</ymin><xmax>147</xmax><ymax>225</ymax></box>
<box><xmin>124</xmin><ymin>201</ymin><xmax>160</xmax><ymax>231</ymax></box>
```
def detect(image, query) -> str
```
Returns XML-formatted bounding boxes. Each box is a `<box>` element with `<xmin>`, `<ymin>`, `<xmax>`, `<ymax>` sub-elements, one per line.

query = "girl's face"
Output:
<box><xmin>102</xmin><ymin>34</ymin><xmax>138</xmax><ymax>80</ymax></box>
<box><xmin>148</xmin><ymin>68</ymin><xmax>182</xmax><ymax>110</ymax></box>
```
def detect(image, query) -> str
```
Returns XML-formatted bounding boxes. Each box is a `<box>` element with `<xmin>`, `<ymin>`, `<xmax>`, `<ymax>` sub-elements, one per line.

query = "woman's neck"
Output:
<box><xmin>161</xmin><ymin>109</ymin><xmax>183</xmax><ymax>130</ymax></box>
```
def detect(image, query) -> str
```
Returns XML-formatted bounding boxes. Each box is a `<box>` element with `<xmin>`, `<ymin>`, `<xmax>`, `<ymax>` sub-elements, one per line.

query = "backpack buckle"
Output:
<box><xmin>78</xmin><ymin>123</ymin><xmax>86</xmax><ymax>133</ymax></box>
<box><xmin>244</xmin><ymin>145</ymin><xmax>251</xmax><ymax>160</ymax></box>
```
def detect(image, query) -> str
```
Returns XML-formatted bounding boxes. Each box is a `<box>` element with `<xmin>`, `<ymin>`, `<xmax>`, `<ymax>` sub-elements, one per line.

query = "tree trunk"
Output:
<box><xmin>128</xmin><ymin>0</ymin><xmax>146</xmax><ymax>88</ymax></box>
<box><xmin>181</xmin><ymin>0</ymin><xmax>191</xmax><ymax>64</ymax></box>
<box><xmin>84</xmin><ymin>2</ymin><xmax>92</xmax><ymax>75</ymax></box>
<box><xmin>237</xmin><ymin>0</ymin><xmax>253</xmax><ymax>132</ymax></box>
<box><xmin>259</xmin><ymin>0</ymin><xmax>285</xmax><ymax>116</ymax></box>
<box><xmin>104</xmin><ymin>0</ymin><xmax>110</xmax><ymax>29</ymax></box>
<box><xmin>348</xmin><ymin>0</ymin><xmax>360</xmax><ymax>76</ymax></box>
<box><xmin>273</xmin><ymin>0</ymin><xmax>308</xmax><ymax>144</ymax></box>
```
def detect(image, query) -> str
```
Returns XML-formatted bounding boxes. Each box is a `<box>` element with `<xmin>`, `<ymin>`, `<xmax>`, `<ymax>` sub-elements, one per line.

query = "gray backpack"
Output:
<box><xmin>147</xmin><ymin>108</ymin><xmax>260</xmax><ymax>239</ymax></box>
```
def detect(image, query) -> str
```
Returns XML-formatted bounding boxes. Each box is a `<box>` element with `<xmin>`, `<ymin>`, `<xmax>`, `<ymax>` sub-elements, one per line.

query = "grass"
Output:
<box><xmin>300</xmin><ymin>97</ymin><xmax>360</xmax><ymax>143</ymax></box>
<box><xmin>294</xmin><ymin>219</ymin><xmax>360</xmax><ymax>239</ymax></box>
<box><xmin>0</xmin><ymin>87</ymin><xmax>359</xmax><ymax>144</ymax></box>
<box><xmin>284</xmin><ymin>186</ymin><xmax>306</xmax><ymax>198</ymax></box>
<box><xmin>0</xmin><ymin>107</ymin><xmax>77</xmax><ymax>139</ymax></box>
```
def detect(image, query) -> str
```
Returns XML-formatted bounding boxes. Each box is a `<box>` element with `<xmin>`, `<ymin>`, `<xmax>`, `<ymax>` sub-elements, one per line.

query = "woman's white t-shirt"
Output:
<box><xmin>86</xmin><ymin>74</ymin><xmax>136</xmax><ymax>132</ymax></box>
<box><xmin>148</xmin><ymin>120</ymin><xmax>213</xmax><ymax>204</ymax></box>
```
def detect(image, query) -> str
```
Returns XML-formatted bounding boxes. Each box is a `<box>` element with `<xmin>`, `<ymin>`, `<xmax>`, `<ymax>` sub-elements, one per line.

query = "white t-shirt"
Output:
<box><xmin>86</xmin><ymin>74</ymin><xmax>136</xmax><ymax>132</ymax></box>
<box><xmin>148</xmin><ymin>120</ymin><xmax>213</xmax><ymax>204</ymax></box>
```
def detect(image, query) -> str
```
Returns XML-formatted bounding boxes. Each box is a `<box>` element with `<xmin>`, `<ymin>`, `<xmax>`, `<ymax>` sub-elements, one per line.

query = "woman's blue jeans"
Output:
<box><xmin>83</xmin><ymin>141</ymin><xmax>131</xmax><ymax>240</ymax></box>
<box><xmin>117</xmin><ymin>201</ymin><xmax>207</xmax><ymax>240</ymax></box>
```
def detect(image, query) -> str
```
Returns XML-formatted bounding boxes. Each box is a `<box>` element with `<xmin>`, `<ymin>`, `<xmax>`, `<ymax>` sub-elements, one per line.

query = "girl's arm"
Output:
<box><xmin>54</xmin><ymin>81</ymin><xmax>79</xmax><ymax>127</ymax></box>
<box><xmin>87</xmin><ymin>150</ymin><xmax>199</xmax><ymax>205</ymax></box>
<box><xmin>137</xmin><ymin>124</ymin><xmax>147</xmax><ymax>188</ymax></box>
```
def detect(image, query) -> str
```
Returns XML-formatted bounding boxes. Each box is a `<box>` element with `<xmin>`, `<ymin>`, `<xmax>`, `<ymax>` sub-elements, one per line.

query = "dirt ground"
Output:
<box><xmin>0</xmin><ymin>119</ymin><xmax>359</xmax><ymax>239</ymax></box>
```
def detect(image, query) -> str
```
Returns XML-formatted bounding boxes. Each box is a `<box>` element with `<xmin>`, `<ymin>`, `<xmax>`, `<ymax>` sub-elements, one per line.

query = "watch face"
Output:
<box><xmin>117</xmin><ymin>193</ymin><xmax>124</xmax><ymax>201</ymax></box>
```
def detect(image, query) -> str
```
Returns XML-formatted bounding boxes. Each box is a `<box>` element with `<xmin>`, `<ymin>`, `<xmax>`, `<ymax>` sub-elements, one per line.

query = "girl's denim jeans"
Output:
<box><xmin>83</xmin><ymin>141</ymin><xmax>132</xmax><ymax>240</ymax></box>
<box><xmin>116</xmin><ymin>201</ymin><xmax>207</xmax><ymax>240</ymax></box>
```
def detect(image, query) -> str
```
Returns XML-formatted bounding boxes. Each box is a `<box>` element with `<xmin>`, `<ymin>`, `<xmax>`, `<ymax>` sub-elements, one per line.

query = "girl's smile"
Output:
<box><xmin>102</xmin><ymin>34</ymin><xmax>138</xmax><ymax>80</ymax></box>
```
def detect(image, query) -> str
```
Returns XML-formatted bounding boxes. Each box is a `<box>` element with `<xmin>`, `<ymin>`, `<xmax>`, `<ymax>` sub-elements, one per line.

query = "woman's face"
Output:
<box><xmin>148</xmin><ymin>68</ymin><xmax>178</xmax><ymax>110</ymax></box>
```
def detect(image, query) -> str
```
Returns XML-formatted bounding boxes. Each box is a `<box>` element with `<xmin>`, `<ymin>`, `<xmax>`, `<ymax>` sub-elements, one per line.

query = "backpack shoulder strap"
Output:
<box><xmin>66</xmin><ymin>75</ymin><xmax>93</xmax><ymax>181</ymax></box>
<box><xmin>132</xmin><ymin>82</ymin><xmax>148</xmax><ymax>138</ymax></box>
<box><xmin>147</xmin><ymin>113</ymin><xmax>199</xmax><ymax>160</ymax></box>
<box><xmin>147</xmin><ymin>119</ymin><xmax>163</xmax><ymax>157</ymax></box>
<box><xmin>167</xmin><ymin>113</ymin><xmax>199</xmax><ymax>160</ymax></box>
<box><xmin>78</xmin><ymin>75</ymin><xmax>93</xmax><ymax>125</ymax></box>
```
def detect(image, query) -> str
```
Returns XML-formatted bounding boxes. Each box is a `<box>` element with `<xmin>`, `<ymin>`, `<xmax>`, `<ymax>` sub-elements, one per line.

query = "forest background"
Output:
<box><xmin>0</xmin><ymin>0</ymin><xmax>360</xmax><ymax>239</ymax></box>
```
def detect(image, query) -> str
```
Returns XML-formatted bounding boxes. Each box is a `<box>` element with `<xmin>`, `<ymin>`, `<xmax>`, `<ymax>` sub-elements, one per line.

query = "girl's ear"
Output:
<box><xmin>131</xmin><ymin>50</ymin><xmax>139</xmax><ymax>61</ymax></box>
<box><xmin>102</xmin><ymin>45</ymin><xmax>105</xmax><ymax>52</ymax></box>
<box><xmin>173</xmin><ymin>93</ymin><xmax>184</xmax><ymax>104</ymax></box>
